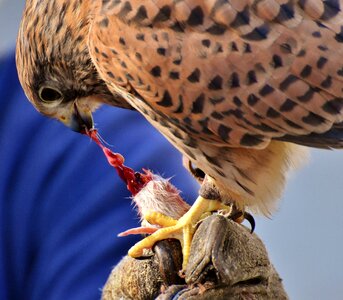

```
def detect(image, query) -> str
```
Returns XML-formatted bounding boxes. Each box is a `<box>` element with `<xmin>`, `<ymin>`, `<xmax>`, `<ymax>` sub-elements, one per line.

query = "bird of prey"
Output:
<box><xmin>16</xmin><ymin>0</ymin><xmax>343</xmax><ymax>268</ymax></box>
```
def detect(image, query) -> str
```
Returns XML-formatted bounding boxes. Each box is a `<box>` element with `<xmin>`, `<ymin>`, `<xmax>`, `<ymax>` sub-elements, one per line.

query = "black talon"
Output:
<box><xmin>230</xmin><ymin>208</ymin><xmax>256</xmax><ymax>233</ymax></box>
<box><xmin>187</xmin><ymin>160</ymin><xmax>205</xmax><ymax>181</ymax></box>
<box><xmin>153</xmin><ymin>240</ymin><xmax>184</xmax><ymax>285</ymax></box>
<box><xmin>135</xmin><ymin>254</ymin><xmax>154</xmax><ymax>260</ymax></box>
<box><xmin>244</xmin><ymin>212</ymin><xmax>256</xmax><ymax>233</ymax></box>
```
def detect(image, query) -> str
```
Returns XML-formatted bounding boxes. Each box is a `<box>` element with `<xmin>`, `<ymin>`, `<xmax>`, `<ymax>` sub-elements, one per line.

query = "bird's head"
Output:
<box><xmin>16</xmin><ymin>0</ymin><xmax>131</xmax><ymax>133</ymax></box>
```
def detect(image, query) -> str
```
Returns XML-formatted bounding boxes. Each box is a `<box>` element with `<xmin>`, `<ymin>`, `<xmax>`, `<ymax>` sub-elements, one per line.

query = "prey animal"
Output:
<box><xmin>16</xmin><ymin>0</ymin><xmax>343</xmax><ymax>269</ymax></box>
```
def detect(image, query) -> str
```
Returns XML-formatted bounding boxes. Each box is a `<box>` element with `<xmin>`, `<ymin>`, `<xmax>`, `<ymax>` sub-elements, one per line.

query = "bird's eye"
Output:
<box><xmin>39</xmin><ymin>87</ymin><xmax>63</xmax><ymax>103</ymax></box>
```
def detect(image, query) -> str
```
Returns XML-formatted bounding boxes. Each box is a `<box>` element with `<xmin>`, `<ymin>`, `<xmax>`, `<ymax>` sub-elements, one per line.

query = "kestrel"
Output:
<box><xmin>16</xmin><ymin>0</ymin><xmax>343</xmax><ymax>268</ymax></box>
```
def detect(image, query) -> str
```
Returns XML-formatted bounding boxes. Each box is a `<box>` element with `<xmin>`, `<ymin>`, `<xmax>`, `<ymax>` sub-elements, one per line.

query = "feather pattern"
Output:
<box><xmin>16</xmin><ymin>0</ymin><xmax>343</xmax><ymax>214</ymax></box>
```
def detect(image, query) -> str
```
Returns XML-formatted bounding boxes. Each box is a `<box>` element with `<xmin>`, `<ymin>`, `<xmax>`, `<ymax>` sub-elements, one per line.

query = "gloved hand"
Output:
<box><xmin>102</xmin><ymin>215</ymin><xmax>288</xmax><ymax>300</ymax></box>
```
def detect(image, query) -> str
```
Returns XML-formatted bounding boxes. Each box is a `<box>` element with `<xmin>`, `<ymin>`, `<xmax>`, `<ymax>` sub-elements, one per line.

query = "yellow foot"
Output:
<box><xmin>128</xmin><ymin>196</ymin><xmax>231</xmax><ymax>270</ymax></box>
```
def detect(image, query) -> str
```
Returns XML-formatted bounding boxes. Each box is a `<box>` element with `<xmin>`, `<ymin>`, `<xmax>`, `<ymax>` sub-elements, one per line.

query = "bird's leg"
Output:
<box><xmin>184</xmin><ymin>158</ymin><xmax>256</xmax><ymax>232</ymax></box>
<box><xmin>128</xmin><ymin>194</ymin><xmax>231</xmax><ymax>270</ymax></box>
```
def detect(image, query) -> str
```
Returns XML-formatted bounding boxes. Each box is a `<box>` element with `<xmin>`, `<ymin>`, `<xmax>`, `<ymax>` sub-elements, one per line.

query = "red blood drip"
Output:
<box><xmin>85</xmin><ymin>129</ymin><xmax>152</xmax><ymax>195</ymax></box>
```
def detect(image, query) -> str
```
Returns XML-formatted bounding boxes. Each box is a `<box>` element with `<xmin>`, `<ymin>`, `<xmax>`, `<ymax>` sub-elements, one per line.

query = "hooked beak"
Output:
<box><xmin>67</xmin><ymin>102</ymin><xmax>94</xmax><ymax>133</ymax></box>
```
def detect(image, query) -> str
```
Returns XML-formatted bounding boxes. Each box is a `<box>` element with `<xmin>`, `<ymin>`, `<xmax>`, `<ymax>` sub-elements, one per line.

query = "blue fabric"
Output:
<box><xmin>0</xmin><ymin>52</ymin><xmax>198</xmax><ymax>300</ymax></box>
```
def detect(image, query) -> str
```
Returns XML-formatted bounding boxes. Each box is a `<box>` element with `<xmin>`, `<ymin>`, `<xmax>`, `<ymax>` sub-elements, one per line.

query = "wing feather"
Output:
<box><xmin>89</xmin><ymin>0</ymin><xmax>343</xmax><ymax>149</ymax></box>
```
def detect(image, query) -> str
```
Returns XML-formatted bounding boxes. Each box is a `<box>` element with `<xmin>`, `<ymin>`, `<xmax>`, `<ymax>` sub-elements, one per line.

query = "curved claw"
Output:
<box><xmin>230</xmin><ymin>210</ymin><xmax>256</xmax><ymax>233</ymax></box>
<box><xmin>153</xmin><ymin>240</ymin><xmax>184</xmax><ymax>285</ymax></box>
<box><xmin>244</xmin><ymin>212</ymin><xmax>255</xmax><ymax>233</ymax></box>
<box><xmin>185</xmin><ymin>159</ymin><xmax>205</xmax><ymax>182</ymax></box>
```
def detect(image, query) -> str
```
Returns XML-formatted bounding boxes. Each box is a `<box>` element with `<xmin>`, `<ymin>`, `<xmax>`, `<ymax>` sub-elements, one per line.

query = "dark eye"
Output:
<box><xmin>39</xmin><ymin>87</ymin><xmax>63</xmax><ymax>103</ymax></box>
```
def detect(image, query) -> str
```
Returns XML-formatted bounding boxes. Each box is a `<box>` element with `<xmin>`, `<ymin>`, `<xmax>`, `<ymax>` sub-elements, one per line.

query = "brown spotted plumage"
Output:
<box><xmin>16</xmin><ymin>0</ymin><xmax>343</xmax><ymax>267</ymax></box>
